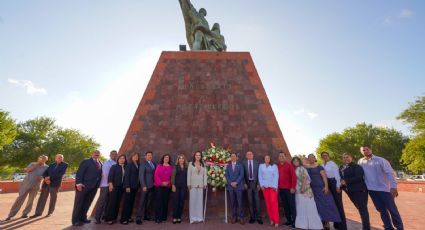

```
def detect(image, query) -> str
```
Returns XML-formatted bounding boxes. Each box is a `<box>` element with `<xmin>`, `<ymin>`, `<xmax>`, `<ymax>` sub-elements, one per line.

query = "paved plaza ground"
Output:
<box><xmin>0</xmin><ymin>190</ymin><xmax>423</xmax><ymax>230</ymax></box>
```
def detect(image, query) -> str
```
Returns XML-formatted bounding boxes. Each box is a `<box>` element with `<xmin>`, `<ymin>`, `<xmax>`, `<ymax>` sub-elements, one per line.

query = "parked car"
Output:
<box><xmin>13</xmin><ymin>173</ymin><xmax>27</xmax><ymax>182</ymax></box>
<box><xmin>411</xmin><ymin>175</ymin><xmax>425</xmax><ymax>181</ymax></box>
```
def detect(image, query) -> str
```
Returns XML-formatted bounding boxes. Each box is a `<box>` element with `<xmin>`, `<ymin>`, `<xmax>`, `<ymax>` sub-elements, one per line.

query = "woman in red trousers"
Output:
<box><xmin>258</xmin><ymin>155</ymin><xmax>279</xmax><ymax>227</ymax></box>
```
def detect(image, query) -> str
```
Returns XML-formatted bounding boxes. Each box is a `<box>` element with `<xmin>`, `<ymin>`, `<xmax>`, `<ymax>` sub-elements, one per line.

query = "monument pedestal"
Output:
<box><xmin>119</xmin><ymin>51</ymin><xmax>290</xmax><ymax>161</ymax></box>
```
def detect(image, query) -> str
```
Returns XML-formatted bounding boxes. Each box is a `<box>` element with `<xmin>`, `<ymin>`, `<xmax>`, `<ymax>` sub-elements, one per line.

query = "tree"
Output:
<box><xmin>398</xmin><ymin>96</ymin><xmax>425</xmax><ymax>135</ymax></box>
<box><xmin>316</xmin><ymin>123</ymin><xmax>408</xmax><ymax>169</ymax></box>
<box><xmin>1</xmin><ymin>117</ymin><xmax>57</xmax><ymax>166</ymax></box>
<box><xmin>0</xmin><ymin>110</ymin><xmax>17</xmax><ymax>150</ymax></box>
<box><xmin>44</xmin><ymin>128</ymin><xmax>99</xmax><ymax>169</ymax></box>
<box><xmin>398</xmin><ymin>96</ymin><xmax>425</xmax><ymax>173</ymax></box>
<box><xmin>1</xmin><ymin>117</ymin><xmax>99</xmax><ymax>169</ymax></box>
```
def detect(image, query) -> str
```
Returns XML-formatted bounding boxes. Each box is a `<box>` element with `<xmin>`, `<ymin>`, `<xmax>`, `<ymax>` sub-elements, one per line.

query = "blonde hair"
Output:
<box><xmin>175</xmin><ymin>154</ymin><xmax>187</xmax><ymax>167</ymax></box>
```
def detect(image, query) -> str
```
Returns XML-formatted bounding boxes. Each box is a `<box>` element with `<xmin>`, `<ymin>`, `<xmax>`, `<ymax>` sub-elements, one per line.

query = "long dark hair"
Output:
<box><xmin>291</xmin><ymin>156</ymin><xmax>303</xmax><ymax>168</ymax></box>
<box><xmin>129</xmin><ymin>152</ymin><xmax>139</xmax><ymax>165</ymax></box>
<box><xmin>191</xmin><ymin>151</ymin><xmax>204</xmax><ymax>167</ymax></box>
<box><xmin>160</xmin><ymin>154</ymin><xmax>172</xmax><ymax>165</ymax></box>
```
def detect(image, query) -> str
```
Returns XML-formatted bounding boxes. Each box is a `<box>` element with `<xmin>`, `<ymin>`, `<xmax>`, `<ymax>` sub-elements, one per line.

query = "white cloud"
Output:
<box><xmin>307</xmin><ymin>112</ymin><xmax>318</xmax><ymax>119</ymax></box>
<box><xmin>399</xmin><ymin>9</ymin><xmax>413</xmax><ymax>18</ymax></box>
<box><xmin>293</xmin><ymin>108</ymin><xmax>318</xmax><ymax>120</ymax></box>
<box><xmin>382</xmin><ymin>9</ymin><xmax>413</xmax><ymax>25</ymax></box>
<box><xmin>7</xmin><ymin>78</ymin><xmax>47</xmax><ymax>95</ymax></box>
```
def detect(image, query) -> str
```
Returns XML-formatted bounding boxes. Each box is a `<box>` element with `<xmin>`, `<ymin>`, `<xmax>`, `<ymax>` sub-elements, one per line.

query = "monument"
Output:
<box><xmin>119</xmin><ymin>0</ymin><xmax>290</xmax><ymax>162</ymax></box>
<box><xmin>118</xmin><ymin>0</ymin><xmax>290</xmax><ymax>217</ymax></box>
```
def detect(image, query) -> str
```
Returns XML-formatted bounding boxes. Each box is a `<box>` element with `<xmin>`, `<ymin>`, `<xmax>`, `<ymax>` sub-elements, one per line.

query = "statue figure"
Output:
<box><xmin>178</xmin><ymin>0</ymin><xmax>227</xmax><ymax>51</ymax></box>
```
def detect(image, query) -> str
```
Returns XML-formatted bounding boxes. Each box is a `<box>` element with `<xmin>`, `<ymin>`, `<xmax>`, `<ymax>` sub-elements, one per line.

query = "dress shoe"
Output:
<box><xmin>177</xmin><ymin>219</ymin><xmax>182</xmax><ymax>223</ymax></box>
<box><xmin>45</xmin><ymin>214</ymin><xmax>51</xmax><ymax>217</ymax></box>
<box><xmin>173</xmin><ymin>219</ymin><xmax>177</xmax><ymax>224</ymax></box>
<box><xmin>4</xmin><ymin>217</ymin><xmax>12</xmax><ymax>221</ymax></box>
<box><xmin>95</xmin><ymin>219</ymin><xmax>101</xmax><ymax>224</ymax></box>
<box><xmin>231</xmin><ymin>218</ymin><xmax>236</xmax><ymax>224</ymax></box>
<box><xmin>249</xmin><ymin>218</ymin><xmax>255</xmax><ymax>224</ymax></box>
<box><xmin>128</xmin><ymin>218</ymin><xmax>134</xmax><ymax>223</ymax></box>
<box><xmin>30</xmin><ymin>214</ymin><xmax>41</xmax><ymax>218</ymax></box>
<box><xmin>240</xmin><ymin>219</ymin><xmax>245</xmax><ymax>225</ymax></box>
<box><xmin>73</xmin><ymin>222</ymin><xmax>84</xmax><ymax>226</ymax></box>
<box><xmin>21</xmin><ymin>214</ymin><xmax>28</xmax><ymax>218</ymax></box>
<box><xmin>81</xmin><ymin>219</ymin><xmax>91</xmax><ymax>224</ymax></box>
<box><xmin>284</xmin><ymin>221</ymin><xmax>292</xmax><ymax>226</ymax></box>
<box><xmin>121</xmin><ymin>220</ymin><xmax>129</xmax><ymax>225</ymax></box>
<box><xmin>257</xmin><ymin>219</ymin><xmax>263</xmax><ymax>225</ymax></box>
<box><xmin>143</xmin><ymin>216</ymin><xmax>152</xmax><ymax>221</ymax></box>
<box><xmin>136</xmin><ymin>219</ymin><xmax>143</xmax><ymax>225</ymax></box>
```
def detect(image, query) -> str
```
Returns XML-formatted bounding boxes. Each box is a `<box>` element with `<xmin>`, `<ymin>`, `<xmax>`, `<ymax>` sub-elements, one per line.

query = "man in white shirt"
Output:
<box><xmin>321</xmin><ymin>151</ymin><xmax>347</xmax><ymax>230</ymax></box>
<box><xmin>94</xmin><ymin>150</ymin><xmax>117</xmax><ymax>224</ymax></box>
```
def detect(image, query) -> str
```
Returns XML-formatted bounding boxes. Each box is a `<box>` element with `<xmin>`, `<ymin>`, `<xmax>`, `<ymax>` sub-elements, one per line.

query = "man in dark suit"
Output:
<box><xmin>225</xmin><ymin>152</ymin><xmax>245</xmax><ymax>225</ymax></box>
<box><xmin>71</xmin><ymin>150</ymin><xmax>102</xmax><ymax>226</ymax></box>
<box><xmin>136</xmin><ymin>151</ymin><xmax>156</xmax><ymax>225</ymax></box>
<box><xmin>30</xmin><ymin>154</ymin><xmax>68</xmax><ymax>218</ymax></box>
<box><xmin>340</xmin><ymin>153</ymin><xmax>370</xmax><ymax>230</ymax></box>
<box><xmin>243</xmin><ymin>151</ymin><xmax>263</xmax><ymax>224</ymax></box>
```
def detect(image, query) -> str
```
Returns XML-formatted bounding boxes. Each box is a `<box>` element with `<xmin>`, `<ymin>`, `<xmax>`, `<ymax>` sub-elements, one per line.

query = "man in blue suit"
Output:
<box><xmin>71</xmin><ymin>150</ymin><xmax>102</xmax><ymax>226</ymax></box>
<box><xmin>225</xmin><ymin>152</ymin><xmax>245</xmax><ymax>225</ymax></box>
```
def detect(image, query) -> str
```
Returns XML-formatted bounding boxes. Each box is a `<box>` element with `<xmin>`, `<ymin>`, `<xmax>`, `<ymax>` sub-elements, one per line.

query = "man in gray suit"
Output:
<box><xmin>243</xmin><ymin>151</ymin><xmax>263</xmax><ymax>224</ymax></box>
<box><xmin>136</xmin><ymin>151</ymin><xmax>156</xmax><ymax>225</ymax></box>
<box><xmin>3</xmin><ymin>155</ymin><xmax>48</xmax><ymax>221</ymax></box>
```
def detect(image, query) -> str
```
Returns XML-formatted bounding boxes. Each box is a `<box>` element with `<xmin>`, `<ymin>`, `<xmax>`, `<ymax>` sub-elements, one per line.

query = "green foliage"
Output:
<box><xmin>0</xmin><ymin>116</ymin><xmax>99</xmax><ymax>169</ymax></box>
<box><xmin>401</xmin><ymin>134</ymin><xmax>425</xmax><ymax>173</ymax></box>
<box><xmin>398</xmin><ymin>96</ymin><xmax>425</xmax><ymax>135</ymax></box>
<box><xmin>398</xmin><ymin>96</ymin><xmax>425</xmax><ymax>173</ymax></box>
<box><xmin>0</xmin><ymin>110</ymin><xmax>17</xmax><ymax>151</ymax></box>
<box><xmin>316</xmin><ymin>123</ymin><xmax>408</xmax><ymax>169</ymax></box>
<box><xmin>0</xmin><ymin>166</ymin><xmax>21</xmax><ymax>180</ymax></box>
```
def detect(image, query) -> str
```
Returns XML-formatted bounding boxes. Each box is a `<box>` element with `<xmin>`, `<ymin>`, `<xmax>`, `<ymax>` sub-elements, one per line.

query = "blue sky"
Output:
<box><xmin>1</xmin><ymin>1</ymin><xmax>424</xmax><ymax>156</ymax></box>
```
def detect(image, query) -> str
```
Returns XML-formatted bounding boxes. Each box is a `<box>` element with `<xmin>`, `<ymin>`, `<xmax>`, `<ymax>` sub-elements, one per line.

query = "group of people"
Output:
<box><xmin>70</xmin><ymin>150</ymin><xmax>210</xmax><ymax>226</ymax></box>
<box><xmin>2</xmin><ymin>154</ymin><xmax>68</xmax><ymax>221</ymax></box>
<box><xmin>1</xmin><ymin>145</ymin><xmax>404</xmax><ymax>230</ymax></box>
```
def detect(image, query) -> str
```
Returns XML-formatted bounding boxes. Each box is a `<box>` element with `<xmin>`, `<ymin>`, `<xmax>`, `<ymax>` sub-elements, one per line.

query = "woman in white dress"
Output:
<box><xmin>291</xmin><ymin>157</ymin><xmax>323</xmax><ymax>230</ymax></box>
<box><xmin>187</xmin><ymin>151</ymin><xmax>207</xmax><ymax>223</ymax></box>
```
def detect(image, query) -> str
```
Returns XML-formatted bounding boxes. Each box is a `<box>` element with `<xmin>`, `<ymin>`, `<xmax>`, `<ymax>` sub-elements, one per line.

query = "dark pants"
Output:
<box><xmin>347</xmin><ymin>190</ymin><xmax>370</xmax><ymax>230</ymax></box>
<box><xmin>95</xmin><ymin>187</ymin><xmax>109</xmax><ymax>221</ymax></box>
<box><xmin>279</xmin><ymin>188</ymin><xmax>296</xmax><ymax>224</ymax></box>
<box><xmin>328</xmin><ymin>178</ymin><xmax>347</xmax><ymax>230</ymax></box>
<box><xmin>247</xmin><ymin>181</ymin><xmax>261</xmax><ymax>220</ymax></box>
<box><xmin>369</xmin><ymin>190</ymin><xmax>403</xmax><ymax>230</ymax></box>
<box><xmin>105</xmin><ymin>186</ymin><xmax>123</xmax><ymax>222</ymax></box>
<box><xmin>228</xmin><ymin>189</ymin><xmax>243</xmax><ymax>219</ymax></box>
<box><xmin>172</xmin><ymin>186</ymin><xmax>187</xmax><ymax>219</ymax></box>
<box><xmin>155</xmin><ymin>186</ymin><xmax>171</xmax><ymax>221</ymax></box>
<box><xmin>120</xmin><ymin>188</ymin><xmax>137</xmax><ymax>222</ymax></box>
<box><xmin>34</xmin><ymin>184</ymin><xmax>59</xmax><ymax>215</ymax></box>
<box><xmin>136</xmin><ymin>187</ymin><xmax>154</xmax><ymax>219</ymax></box>
<box><xmin>71</xmin><ymin>187</ymin><xmax>98</xmax><ymax>225</ymax></box>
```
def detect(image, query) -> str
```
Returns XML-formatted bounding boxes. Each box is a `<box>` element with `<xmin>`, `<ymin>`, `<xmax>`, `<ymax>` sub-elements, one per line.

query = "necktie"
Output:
<box><xmin>96</xmin><ymin>160</ymin><xmax>101</xmax><ymax>170</ymax></box>
<box><xmin>249</xmin><ymin>161</ymin><xmax>253</xmax><ymax>180</ymax></box>
<box><xmin>149</xmin><ymin>161</ymin><xmax>154</xmax><ymax>169</ymax></box>
<box><xmin>232</xmin><ymin>163</ymin><xmax>235</xmax><ymax>171</ymax></box>
<box><xmin>121</xmin><ymin>165</ymin><xmax>125</xmax><ymax>183</ymax></box>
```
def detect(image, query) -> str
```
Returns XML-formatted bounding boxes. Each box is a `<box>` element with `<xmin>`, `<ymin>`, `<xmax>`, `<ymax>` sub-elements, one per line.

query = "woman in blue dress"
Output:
<box><xmin>306</xmin><ymin>154</ymin><xmax>341</xmax><ymax>230</ymax></box>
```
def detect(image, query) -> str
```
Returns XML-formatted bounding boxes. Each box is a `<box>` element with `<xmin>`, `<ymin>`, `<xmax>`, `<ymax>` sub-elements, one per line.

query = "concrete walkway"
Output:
<box><xmin>0</xmin><ymin>190</ymin><xmax>423</xmax><ymax>229</ymax></box>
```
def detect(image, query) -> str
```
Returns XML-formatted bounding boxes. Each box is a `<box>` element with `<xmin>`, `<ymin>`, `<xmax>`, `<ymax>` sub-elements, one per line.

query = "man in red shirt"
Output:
<box><xmin>278</xmin><ymin>152</ymin><xmax>297</xmax><ymax>227</ymax></box>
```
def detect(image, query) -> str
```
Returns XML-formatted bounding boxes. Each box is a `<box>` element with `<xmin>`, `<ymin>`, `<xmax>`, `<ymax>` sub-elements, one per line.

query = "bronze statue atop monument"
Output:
<box><xmin>178</xmin><ymin>0</ymin><xmax>227</xmax><ymax>51</ymax></box>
